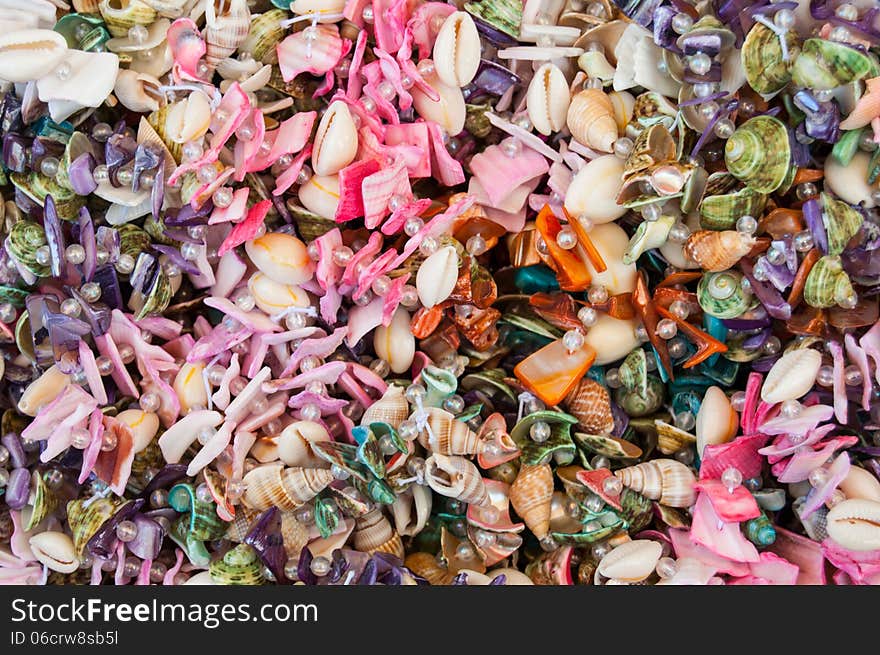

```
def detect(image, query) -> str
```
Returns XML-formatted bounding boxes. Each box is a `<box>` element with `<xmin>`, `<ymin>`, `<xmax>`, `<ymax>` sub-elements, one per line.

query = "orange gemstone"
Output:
<box><xmin>787</xmin><ymin>248</ymin><xmax>819</xmax><ymax>309</ymax></box>
<box><xmin>514</xmin><ymin>339</ymin><xmax>597</xmax><ymax>406</ymax></box>
<box><xmin>535</xmin><ymin>205</ymin><xmax>591</xmax><ymax>292</ymax></box>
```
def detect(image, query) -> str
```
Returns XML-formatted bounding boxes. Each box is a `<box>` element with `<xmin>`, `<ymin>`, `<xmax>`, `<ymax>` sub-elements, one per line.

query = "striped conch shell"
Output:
<box><xmin>242</xmin><ymin>464</ymin><xmax>333</xmax><ymax>510</ymax></box>
<box><xmin>509</xmin><ymin>463</ymin><xmax>553</xmax><ymax>540</ymax></box>
<box><xmin>566</xmin><ymin>88</ymin><xmax>618</xmax><ymax>153</ymax></box>
<box><xmin>563</xmin><ymin>378</ymin><xmax>615</xmax><ymax>434</ymax></box>
<box><xmin>418</xmin><ymin>408</ymin><xmax>518</xmax><ymax>468</ymax></box>
<box><xmin>683</xmin><ymin>230</ymin><xmax>756</xmax><ymax>272</ymax></box>
<box><xmin>352</xmin><ymin>508</ymin><xmax>405</xmax><ymax>560</ymax></box>
<box><xmin>615</xmin><ymin>459</ymin><xmax>696</xmax><ymax>508</ymax></box>
<box><xmin>425</xmin><ymin>454</ymin><xmax>489</xmax><ymax>506</ymax></box>
<box><xmin>361</xmin><ymin>385</ymin><xmax>410</xmax><ymax>430</ymax></box>
<box><xmin>204</xmin><ymin>0</ymin><xmax>251</xmax><ymax>68</ymax></box>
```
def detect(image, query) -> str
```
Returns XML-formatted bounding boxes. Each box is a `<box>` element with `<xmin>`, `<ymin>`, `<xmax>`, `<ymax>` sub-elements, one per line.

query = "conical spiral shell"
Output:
<box><xmin>242</xmin><ymin>464</ymin><xmax>332</xmax><ymax>510</ymax></box>
<box><xmin>683</xmin><ymin>230</ymin><xmax>756</xmax><ymax>272</ymax></box>
<box><xmin>280</xmin><ymin>511</ymin><xmax>310</xmax><ymax>558</ymax></box>
<box><xmin>614</xmin><ymin>459</ymin><xmax>696</xmax><ymax>508</ymax></box>
<box><xmin>425</xmin><ymin>454</ymin><xmax>489</xmax><ymax>506</ymax></box>
<box><xmin>563</xmin><ymin>378</ymin><xmax>615</xmax><ymax>434</ymax></box>
<box><xmin>418</xmin><ymin>407</ymin><xmax>479</xmax><ymax>456</ymax></box>
<box><xmin>353</xmin><ymin>508</ymin><xmax>405</xmax><ymax>560</ymax></box>
<box><xmin>281</xmin><ymin>467</ymin><xmax>334</xmax><ymax>505</ymax></box>
<box><xmin>361</xmin><ymin>385</ymin><xmax>409</xmax><ymax>430</ymax></box>
<box><xmin>204</xmin><ymin>0</ymin><xmax>250</xmax><ymax>68</ymax></box>
<box><xmin>509</xmin><ymin>463</ymin><xmax>554</xmax><ymax>539</ymax></box>
<box><xmin>566</xmin><ymin>89</ymin><xmax>618</xmax><ymax>153</ymax></box>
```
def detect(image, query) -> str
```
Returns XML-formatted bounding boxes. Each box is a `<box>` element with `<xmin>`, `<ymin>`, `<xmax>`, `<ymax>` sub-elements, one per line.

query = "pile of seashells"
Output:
<box><xmin>1</xmin><ymin>0</ymin><xmax>880</xmax><ymax>586</ymax></box>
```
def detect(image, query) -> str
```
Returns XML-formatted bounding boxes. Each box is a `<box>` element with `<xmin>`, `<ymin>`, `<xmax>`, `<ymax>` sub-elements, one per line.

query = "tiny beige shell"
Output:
<box><xmin>29</xmin><ymin>531</ymin><xmax>79</xmax><ymax>573</ymax></box>
<box><xmin>276</xmin><ymin>420</ymin><xmax>330</xmax><ymax>468</ymax></box>
<box><xmin>760</xmin><ymin>348</ymin><xmax>822</xmax><ymax>404</ymax></box>
<box><xmin>527</xmin><ymin>63</ymin><xmax>570</xmax><ymax>136</ymax></box>
<box><xmin>411</xmin><ymin>71</ymin><xmax>466</xmax><ymax>136</ymax></box>
<box><xmin>695</xmin><ymin>386</ymin><xmax>738</xmax><ymax>457</ymax></box>
<box><xmin>297</xmin><ymin>174</ymin><xmax>340</xmax><ymax>220</ymax></box>
<box><xmin>374</xmin><ymin>307</ymin><xmax>415</xmax><ymax>374</ymax></box>
<box><xmin>564</xmin><ymin>154</ymin><xmax>628</xmax><ymax>224</ymax></box>
<box><xmin>433</xmin><ymin>11</ymin><xmax>480</xmax><ymax>88</ymax></box>
<box><xmin>165</xmin><ymin>91</ymin><xmax>212</xmax><ymax>144</ymax></box>
<box><xmin>566</xmin><ymin>88</ymin><xmax>618</xmax><ymax>153</ymax></box>
<box><xmin>312</xmin><ymin>100</ymin><xmax>358</xmax><ymax>176</ymax></box>
<box><xmin>597</xmin><ymin>539</ymin><xmax>663</xmax><ymax>582</ymax></box>
<box><xmin>417</xmin><ymin>245</ymin><xmax>459</xmax><ymax>308</ymax></box>
<box><xmin>244</xmin><ymin>232</ymin><xmax>314</xmax><ymax>286</ymax></box>
<box><xmin>247</xmin><ymin>272</ymin><xmax>310</xmax><ymax>315</ymax></box>
<box><xmin>839</xmin><ymin>467</ymin><xmax>880</xmax><ymax>502</ymax></box>
<box><xmin>361</xmin><ymin>385</ymin><xmax>410</xmax><ymax>429</ymax></box>
<box><xmin>113</xmin><ymin>69</ymin><xmax>162</xmax><ymax>113</ymax></box>
<box><xmin>18</xmin><ymin>365</ymin><xmax>70</xmax><ymax>417</ymax></box>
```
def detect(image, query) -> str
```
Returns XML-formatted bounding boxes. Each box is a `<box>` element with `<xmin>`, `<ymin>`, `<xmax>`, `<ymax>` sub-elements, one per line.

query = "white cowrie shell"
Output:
<box><xmin>416</xmin><ymin>245</ymin><xmax>459</xmax><ymax>308</ymax></box>
<box><xmin>247</xmin><ymin>272</ymin><xmax>310</xmax><ymax>315</ymax></box>
<box><xmin>433</xmin><ymin>11</ymin><xmax>480</xmax><ymax>88</ymax></box>
<box><xmin>0</xmin><ymin>29</ymin><xmax>67</xmax><ymax>82</ymax></box>
<box><xmin>411</xmin><ymin>70</ymin><xmax>466</xmax><ymax>136</ymax></box>
<box><xmin>165</xmin><ymin>90</ymin><xmax>212</xmax><ymax>144</ymax></box>
<box><xmin>244</xmin><ymin>232</ymin><xmax>314</xmax><ymax>286</ymax></box>
<box><xmin>298</xmin><ymin>173</ymin><xmax>340</xmax><ymax>220</ymax></box>
<box><xmin>116</xmin><ymin>409</ymin><xmax>160</xmax><ymax>453</ymax></box>
<box><xmin>374</xmin><ymin>307</ymin><xmax>415</xmax><ymax>374</ymax></box>
<box><xmin>527</xmin><ymin>63</ymin><xmax>570</xmax><ymax>136</ymax></box>
<box><xmin>29</xmin><ymin>531</ymin><xmax>78</xmax><ymax>574</ymax></box>
<box><xmin>312</xmin><ymin>100</ymin><xmax>358</xmax><ymax>176</ymax></box>
<box><xmin>760</xmin><ymin>349</ymin><xmax>822</xmax><ymax>404</ymax></box>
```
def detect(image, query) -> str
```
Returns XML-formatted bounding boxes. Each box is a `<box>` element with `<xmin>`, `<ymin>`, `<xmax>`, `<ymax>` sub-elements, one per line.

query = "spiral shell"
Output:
<box><xmin>791</xmin><ymin>38</ymin><xmax>874</xmax><ymax>91</ymax></box>
<box><xmin>724</xmin><ymin>115</ymin><xmax>791</xmax><ymax>194</ymax></box>
<box><xmin>280</xmin><ymin>511</ymin><xmax>310</xmax><ymax>558</ymax></box>
<box><xmin>425</xmin><ymin>453</ymin><xmax>489</xmax><ymax>506</ymax></box>
<box><xmin>742</xmin><ymin>22</ymin><xmax>797</xmax><ymax>95</ymax></box>
<box><xmin>821</xmin><ymin>192</ymin><xmax>863</xmax><ymax>256</ymax></box>
<box><xmin>204</xmin><ymin>0</ymin><xmax>250</xmax><ymax>68</ymax></box>
<box><xmin>405</xmin><ymin>551</ymin><xmax>454</xmax><ymax>585</ymax></box>
<box><xmin>683</xmin><ymin>230</ymin><xmax>756</xmax><ymax>272</ymax></box>
<box><xmin>239</xmin><ymin>9</ymin><xmax>286</xmax><ymax>63</ymax></box>
<box><xmin>418</xmin><ymin>407</ymin><xmax>479</xmax><ymax>456</ymax></box>
<box><xmin>353</xmin><ymin>508</ymin><xmax>405</xmax><ymax>560</ymax></box>
<box><xmin>209</xmin><ymin>544</ymin><xmax>264</xmax><ymax>585</ymax></box>
<box><xmin>563</xmin><ymin>378</ymin><xmax>615</xmax><ymax>434</ymax></box>
<box><xmin>804</xmin><ymin>254</ymin><xmax>854</xmax><ymax>309</ymax></box>
<box><xmin>614</xmin><ymin>459</ymin><xmax>696</xmax><ymax>508</ymax></box>
<box><xmin>566</xmin><ymin>88</ymin><xmax>618</xmax><ymax>153</ymax></box>
<box><xmin>7</xmin><ymin>220</ymin><xmax>49</xmax><ymax>277</ymax></box>
<box><xmin>509</xmin><ymin>463</ymin><xmax>553</xmax><ymax>540</ymax></box>
<box><xmin>697</xmin><ymin>270</ymin><xmax>755</xmax><ymax>319</ymax></box>
<box><xmin>242</xmin><ymin>464</ymin><xmax>333</xmax><ymax>510</ymax></box>
<box><xmin>99</xmin><ymin>0</ymin><xmax>157</xmax><ymax>38</ymax></box>
<box><xmin>361</xmin><ymin>386</ymin><xmax>410</xmax><ymax>430</ymax></box>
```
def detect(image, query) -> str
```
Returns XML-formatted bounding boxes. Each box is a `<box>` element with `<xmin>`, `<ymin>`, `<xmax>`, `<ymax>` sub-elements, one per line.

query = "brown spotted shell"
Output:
<box><xmin>683</xmin><ymin>230</ymin><xmax>756</xmax><ymax>272</ymax></box>
<box><xmin>509</xmin><ymin>463</ymin><xmax>553</xmax><ymax>539</ymax></box>
<box><xmin>563</xmin><ymin>378</ymin><xmax>615</xmax><ymax>434</ymax></box>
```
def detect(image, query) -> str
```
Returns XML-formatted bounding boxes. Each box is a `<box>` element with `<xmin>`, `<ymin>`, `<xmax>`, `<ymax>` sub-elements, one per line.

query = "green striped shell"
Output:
<box><xmin>619</xmin><ymin>348</ymin><xmax>648</xmax><ymax>397</ymax></box>
<box><xmin>54</xmin><ymin>13</ymin><xmax>110</xmax><ymax>52</ymax></box>
<box><xmin>66</xmin><ymin>497</ymin><xmax>124</xmax><ymax>557</ymax></box>
<box><xmin>23</xmin><ymin>471</ymin><xmax>57</xmax><ymax>531</ymax></box>
<box><xmin>7</xmin><ymin>220</ymin><xmax>49</xmax><ymax>277</ymax></box>
<box><xmin>617</xmin><ymin>488</ymin><xmax>653</xmax><ymax>532</ymax></box>
<box><xmin>146</xmin><ymin>105</ymin><xmax>183</xmax><ymax>164</ymax></box>
<box><xmin>421</xmin><ymin>364</ymin><xmax>458</xmax><ymax>407</ymax></box>
<box><xmin>804</xmin><ymin>254</ymin><xmax>854</xmax><ymax>308</ymax></box>
<box><xmin>10</xmin><ymin>172</ymin><xmax>85</xmax><ymax>221</ymax></box>
<box><xmin>614</xmin><ymin>376</ymin><xmax>665</xmax><ymax>417</ymax></box>
<box><xmin>209</xmin><ymin>544</ymin><xmax>265</xmax><ymax>585</ymax></box>
<box><xmin>239</xmin><ymin>9</ymin><xmax>287</xmax><ymax>63</ymax></box>
<box><xmin>700</xmin><ymin>186</ymin><xmax>767</xmax><ymax>230</ymax></box>
<box><xmin>821</xmin><ymin>192</ymin><xmax>863</xmax><ymax>256</ymax></box>
<box><xmin>117</xmin><ymin>224</ymin><xmax>152</xmax><ymax>259</ymax></box>
<box><xmin>742</xmin><ymin>22</ymin><xmax>797</xmax><ymax>95</ymax></box>
<box><xmin>724</xmin><ymin>116</ymin><xmax>791</xmax><ymax>194</ymax></box>
<box><xmin>791</xmin><ymin>38</ymin><xmax>876</xmax><ymax>91</ymax></box>
<box><xmin>698</xmin><ymin>270</ymin><xmax>756</xmax><ymax>319</ymax></box>
<box><xmin>510</xmin><ymin>410</ymin><xmax>577</xmax><ymax>466</ymax></box>
<box><xmin>98</xmin><ymin>0</ymin><xmax>157</xmax><ymax>38</ymax></box>
<box><xmin>465</xmin><ymin>0</ymin><xmax>522</xmax><ymax>39</ymax></box>
<box><xmin>168</xmin><ymin>483</ymin><xmax>227</xmax><ymax>542</ymax></box>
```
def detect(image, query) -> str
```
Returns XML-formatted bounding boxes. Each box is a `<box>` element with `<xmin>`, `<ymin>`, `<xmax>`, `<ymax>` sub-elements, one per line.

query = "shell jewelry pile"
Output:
<box><xmin>3</xmin><ymin>0</ymin><xmax>880</xmax><ymax>587</ymax></box>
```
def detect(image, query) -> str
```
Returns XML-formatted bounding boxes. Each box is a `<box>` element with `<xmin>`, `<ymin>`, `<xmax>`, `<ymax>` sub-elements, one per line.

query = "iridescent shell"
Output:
<box><xmin>421</xmin><ymin>364</ymin><xmax>458</xmax><ymax>407</ymax></box>
<box><xmin>10</xmin><ymin>171</ymin><xmax>85</xmax><ymax>221</ymax></box>
<box><xmin>6</xmin><ymin>220</ymin><xmax>49</xmax><ymax>277</ymax></box>
<box><xmin>684</xmin><ymin>230</ymin><xmax>755</xmax><ymax>272</ymax></box>
<box><xmin>209</xmin><ymin>544</ymin><xmax>264</xmax><ymax>585</ymax></box>
<box><xmin>509</xmin><ymin>410</ymin><xmax>578</xmax><ymax>466</ymax></box>
<box><xmin>618</xmin><ymin>348</ymin><xmax>648</xmax><ymax>398</ymax></box>
<box><xmin>654</xmin><ymin>420</ymin><xmax>697</xmax><ymax>455</ymax></box>
<box><xmin>239</xmin><ymin>8</ymin><xmax>286</xmax><ymax>63</ymax></box>
<box><xmin>574</xmin><ymin>432</ymin><xmax>642</xmax><ymax>459</ymax></box>
<box><xmin>700</xmin><ymin>187</ymin><xmax>767</xmax><ymax>231</ymax></box>
<box><xmin>724</xmin><ymin>115</ymin><xmax>791</xmax><ymax>194</ymax></box>
<box><xmin>792</xmin><ymin>38</ymin><xmax>875</xmax><ymax>91</ymax></box>
<box><xmin>804</xmin><ymin>254</ymin><xmax>854</xmax><ymax>309</ymax></box>
<box><xmin>614</xmin><ymin>376</ymin><xmax>665</xmax><ymax>417</ymax></box>
<box><xmin>615</xmin><ymin>459</ymin><xmax>696</xmax><ymax>508</ymax></box>
<box><xmin>464</xmin><ymin>0</ymin><xmax>522</xmax><ymax>39</ymax></box>
<box><xmin>697</xmin><ymin>270</ymin><xmax>756</xmax><ymax>319</ymax></box>
<box><xmin>742</xmin><ymin>22</ymin><xmax>797</xmax><ymax>95</ymax></box>
<box><xmin>117</xmin><ymin>224</ymin><xmax>152</xmax><ymax>259</ymax></box>
<box><xmin>623</xmin><ymin>124</ymin><xmax>676</xmax><ymax>176</ymax></box>
<box><xmin>821</xmin><ymin>192</ymin><xmax>863</xmax><ymax>256</ymax></box>
<box><xmin>563</xmin><ymin>378</ymin><xmax>615</xmax><ymax>434</ymax></box>
<box><xmin>23</xmin><ymin>471</ymin><xmax>57</xmax><ymax>531</ymax></box>
<box><xmin>509</xmin><ymin>463</ymin><xmax>553</xmax><ymax>540</ymax></box>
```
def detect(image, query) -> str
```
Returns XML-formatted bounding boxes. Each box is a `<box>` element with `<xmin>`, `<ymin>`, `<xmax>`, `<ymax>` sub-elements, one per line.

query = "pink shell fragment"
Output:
<box><xmin>218</xmin><ymin>199</ymin><xmax>272</xmax><ymax>256</ymax></box>
<box><xmin>469</xmin><ymin>143</ymin><xmax>550</xmax><ymax>207</ymax></box>
<box><xmin>277</xmin><ymin>25</ymin><xmax>348</xmax><ymax>82</ymax></box>
<box><xmin>799</xmin><ymin>451</ymin><xmax>850</xmax><ymax>518</ymax></box>
<box><xmin>699</xmin><ymin>433</ymin><xmax>768</xmax><ymax>481</ymax></box>
<box><xmin>693</xmin><ymin>479</ymin><xmax>761</xmax><ymax>522</ymax></box>
<box><xmin>689</xmin><ymin>492</ymin><xmax>760</xmax><ymax>563</ymax></box>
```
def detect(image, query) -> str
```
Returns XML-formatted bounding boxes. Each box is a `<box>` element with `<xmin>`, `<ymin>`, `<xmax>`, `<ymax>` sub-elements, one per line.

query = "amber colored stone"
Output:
<box><xmin>563</xmin><ymin>207</ymin><xmax>608</xmax><ymax>273</ymax></box>
<box><xmin>786</xmin><ymin>248</ymin><xmax>819</xmax><ymax>309</ymax></box>
<box><xmin>530</xmin><ymin>293</ymin><xmax>583</xmax><ymax>331</ymax></box>
<box><xmin>828</xmin><ymin>298</ymin><xmax>879</xmax><ymax>330</ymax></box>
<box><xmin>536</xmin><ymin>206</ymin><xmax>592</xmax><ymax>291</ymax></box>
<box><xmin>654</xmin><ymin>305</ymin><xmax>727</xmax><ymax>368</ymax></box>
<box><xmin>449</xmin><ymin>257</ymin><xmax>497</xmax><ymax>309</ymax></box>
<box><xmin>514</xmin><ymin>339</ymin><xmax>597</xmax><ymax>406</ymax></box>
<box><xmin>786</xmin><ymin>306</ymin><xmax>826</xmax><ymax>336</ymax></box>
<box><xmin>632</xmin><ymin>272</ymin><xmax>674</xmax><ymax>380</ymax></box>
<box><xmin>507</xmin><ymin>228</ymin><xmax>543</xmax><ymax>268</ymax></box>
<box><xmin>760</xmin><ymin>208</ymin><xmax>804</xmax><ymax>239</ymax></box>
<box><xmin>792</xmin><ymin>168</ymin><xmax>824</xmax><ymax>186</ymax></box>
<box><xmin>411</xmin><ymin>305</ymin><xmax>444</xmax><ymax>339</ymax></box>
<box><xmin>748</xmin><ymin>237</ymin><xmax>771</xmax><ymax>258</ymax></box>
<box><xmin>653</xmin><ymin>287</ymin><xmax>699</xmax><ymax>312</ymax></box>
<box><xmin>602</xmin><ymin>293</ymin><xmax>636</xmax><ymax>320</ymax></box>
<box><xmin>657</xmin><ymin>271</ymin><xmax>702</xmax><ymax>288</ymax></box>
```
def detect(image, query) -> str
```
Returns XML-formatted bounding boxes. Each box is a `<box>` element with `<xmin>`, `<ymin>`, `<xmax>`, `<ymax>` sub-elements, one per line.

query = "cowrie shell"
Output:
<box><xmin>527</xmin><ymin>62</ymin><xmax>571</xmax><ymax>136</ymax></box>
<box><xmin>312</xmin><ymin>100</ymin><xmax>358</xmax><ymax>176</ymax></box>
<box><xmin>433</xmin><ymin>11</ymin><xmax>480</xmax><ymax>88</ymax></box>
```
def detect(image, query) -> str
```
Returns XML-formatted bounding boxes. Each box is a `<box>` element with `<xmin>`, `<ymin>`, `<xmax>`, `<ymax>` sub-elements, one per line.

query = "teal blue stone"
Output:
<box><xmin>668</xmin><ymin>374</ymin><xmax>714</xmax><ymax>395</ymax></box>
<box><xmin>513</xmin><ymin>264</ymin><xmax>559</xmax><ymax>293</ymax></box>
<box><xmin>703</xmin><ymin>315</ymin><xmax>728</xmax><ymax>367</ymax></box>
<box><xmin>651</xmin><ymin>347</ymin><xmax>670</xmax><ymax>383</ymax></box>
<box><xmin>672</xmin><ymin>390</ymin><xmax>701</xmax><ymax>416</ymax></box>
<box><xmin>698</xmin><ymin>356</ymin><xmax>739</xmax><ymax>386</ymax></box>
<box><xmin>31</xmin><ymin>117</ymin><xmax>73</xmax><ymax>143</ymax></box>
<box><xmin>270</xmin><ymin>0</ymin><xmax>293</xmax><ymax>7</ymax></box>
<box><xmin>585</xmin><ymin>366</ymin><xmax>606</xmax><ymax>385</ymax></box>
